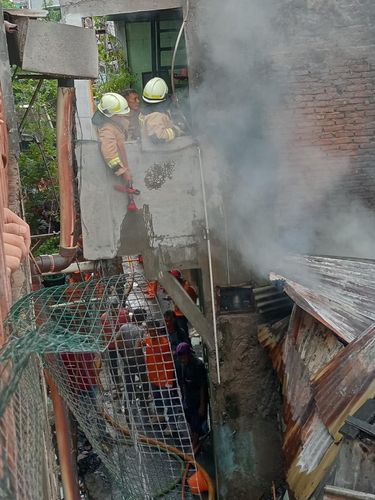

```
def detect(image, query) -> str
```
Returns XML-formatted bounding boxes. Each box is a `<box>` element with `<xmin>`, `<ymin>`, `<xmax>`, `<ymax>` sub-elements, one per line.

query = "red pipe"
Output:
<box><xmin>45</xmin><ymin>371</ymin><xmax>80</xmax><ymax>500</ymax></box>
<box><xmin>31</xmin><ymin>79</ymin><xmax>77</xmax><ymax>276</ymax></box>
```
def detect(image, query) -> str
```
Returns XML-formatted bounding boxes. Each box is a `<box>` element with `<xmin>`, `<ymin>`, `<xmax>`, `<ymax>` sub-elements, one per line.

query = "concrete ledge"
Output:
<box><xmin>22</xmin><ymin>20</ymin><xmax>98</xmax><ymax>79</ymax></box>
<box><xmin>61</xmin><ymin>0</ymin><xmax>182</xmax><ymax>18</ymax></box>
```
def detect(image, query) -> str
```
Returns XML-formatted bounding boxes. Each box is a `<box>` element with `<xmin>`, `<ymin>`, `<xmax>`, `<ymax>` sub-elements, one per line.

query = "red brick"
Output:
<box><xmin>317</xmin><ymin>138</ymin><xmax>334</xmax><ymax>145</ymax></box>
<box><xmin>352</xmin><ymin>91</ymin><xmax>373</xmax><ymax>98</ymax></box>
<box><xmin>346</xmin><ymin>84</ymin><xmax>367</xmax><ymax>91</ymax></box>
<box><xmin>337</xmin><ymin>105</ymin><xmax>357</xmax><ymax>112</ymax></box>
<box><xmin>314</xmin><ymin>106</ymin><xmax>336</xmax><ymax>113</ymax></box>
<box><xmin>339</xmin><ymin>143</ymin><xmax>359</xmax><ymax>150</ymax></box>
<box><xmin>334</xmin><ymin>137</ymin><xmax>354</xmax><ymax>144</ymax></box>
<box><xmin>323</xmin><ymin>125</ymin><xmax>345</xmax><ymax>132</ymax></box>
<box><xmin>315</xmin><ymin>120</ymin><xmax>336</xmax><ymax>126</ymax></box>
<box><xmin>333</xmin><ymin>131</ymin><xmax>354</xmax><ymax>138</ymax></box>
<box><xmin>353</xmin><ymin>136</ymin><xmax>370</xmax><ymax>143</ymax></box>
<box><xmin>326</xmin><ymin>112</ymin><xmax>345</xmax><ymax>119</ymax></box>
<box><xmin>315</xmin><ymin>93</ymin><xmax>338</xmax><ymax>101</ymax></box>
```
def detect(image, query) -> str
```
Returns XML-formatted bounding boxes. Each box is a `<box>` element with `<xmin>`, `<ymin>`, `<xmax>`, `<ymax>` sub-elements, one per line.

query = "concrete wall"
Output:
<box><xmin>21</xmin><ymin>20</ymin><xmax>98</xmax><ymax>79</ymax></box>
<box><xmin>61</xmin><ymin>0</ymin><xmax>182</xmax><ymax>21</ymax></box>
<box><xmin>211</xmin><ymin>314</ymin><xmax>284</xmax><ymax>499</ymax></box>
<box><xmin>79</xmin><ymin>137</ymin><xmax>206</xmax><ymax>263</ymax></box>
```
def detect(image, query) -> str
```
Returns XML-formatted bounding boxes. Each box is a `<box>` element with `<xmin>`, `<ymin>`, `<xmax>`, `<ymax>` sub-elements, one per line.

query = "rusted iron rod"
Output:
<box><xmin>31</xmin><ymin>79</ymin><xmax>77</xmax><ymax>275</ymax></box>
<box><xmin>46</xmin><ymin>371</ymin><xmax>80</xmax><ymax>500</ymax></box>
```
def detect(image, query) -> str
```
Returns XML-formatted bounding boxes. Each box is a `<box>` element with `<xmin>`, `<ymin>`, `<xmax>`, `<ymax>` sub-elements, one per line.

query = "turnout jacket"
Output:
<box><xmin>140</xmin><ymin>111</ymin><xmax>177</xmax><ymax>143</ymax></box>
<box><xmin>96</xmin><ymin>117</ymin><xmax>130</xmax><ymax>176</ymax></box>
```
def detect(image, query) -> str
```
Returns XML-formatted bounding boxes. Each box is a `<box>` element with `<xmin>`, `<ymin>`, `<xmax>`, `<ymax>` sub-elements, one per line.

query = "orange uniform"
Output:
<box><xmin>144</xmin><ymin>334</ymin><xmax>175</xmax><ymax>389</ymax></box>
<box><xmin>97</xmin><ymin>120</ymin><xmax>130</xmax><ymax>178</ymax></box>
<box><xmin>140</xmin><ymin>111</ymin><xmax>177</xmax><ymax>143</ymax></box>
<box><xmin>175</xmin><ymin>281</ymin><xmax>197</xmax><ymax>317</ymax></box>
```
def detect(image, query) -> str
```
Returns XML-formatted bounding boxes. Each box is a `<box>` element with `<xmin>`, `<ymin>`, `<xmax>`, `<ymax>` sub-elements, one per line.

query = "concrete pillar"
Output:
<box><xmin>210</xmin><ymin>313</ymin><xmax>284</xmax><ymax>498</ymax></box>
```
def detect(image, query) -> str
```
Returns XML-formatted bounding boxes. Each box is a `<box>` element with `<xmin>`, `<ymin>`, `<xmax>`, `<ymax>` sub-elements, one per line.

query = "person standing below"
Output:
<box><xmin>170</xmin><ymin>269</ymin><xmax>197</xmax><ymax>345</ymax></box>
<box><xmin>140</xmin><ymin>321</ymin><xmax>179</xmax><ymax>434</ymax></box>
<box><xmin>117</xmin><ymin>308</ymin><xmax>147</xmax><ymax>401</ymax></box>
<box><xmin>100</xmin><ymin>296</ymin><xmax>129</xmax><ymax>398</ymax></box>
<box><xmin>140</xmin><ymin>77</ymin><xmax>182</xmax><ymax>144</ymax></box>
<box><xmin>175</xmin><ymin>342</ymin><xmax>208</xmax><ymax>447</ymax></box>
<box><xmin>60</xmin><ymin>351</ymin><xmax>107</xmax><ymax>438</ymax></box>
<box><xmin>122</xmin><ymin>89</ymin><xmax>141</xmax><ymax>141</ymax></box>
<box><xmin>92</xmin><ymin>92</ymin><xmax>140</xmax><ymax>211</ymax></box>
<box><xmin>164</xmin><ymin>310</ymin><xmax>181</xmax><ymax>356</ymax></box>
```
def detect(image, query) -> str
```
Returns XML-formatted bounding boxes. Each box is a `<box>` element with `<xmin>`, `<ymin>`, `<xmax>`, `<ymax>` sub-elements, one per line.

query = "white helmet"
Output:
<box><xmin>142</xmin><ymin>77</ymin><xmax>169</xmax><ymax>104</ymax></box>
<box><xmin>98</xmin><ymin>93</ymin><xmax>130</xmax><ymax>117</ymax></box>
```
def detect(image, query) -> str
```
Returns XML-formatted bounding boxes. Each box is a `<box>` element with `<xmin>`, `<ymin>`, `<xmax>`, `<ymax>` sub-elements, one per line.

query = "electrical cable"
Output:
<box><xmin>103</xmin><ymin>410</ymin><xmax>215</xmax><ymax>499</ymax></box>
<box><xmin>170</xmin><ymin>0</ymin><xmax>190</xmax><ymax>100</ymax></box>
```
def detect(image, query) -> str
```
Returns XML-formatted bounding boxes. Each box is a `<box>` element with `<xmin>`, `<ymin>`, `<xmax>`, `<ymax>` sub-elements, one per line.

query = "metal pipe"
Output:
<box><xmin>324</xmin><ymin>486</ymin><xmax>375</xmax><ymax>500</ymax></box>
<box><xmin>171</xmin><ymin>0</ymin><xmax>190</xmax><ymax>99</ymax></box>
<box><xmin>31</xmin><ymin>79</ymin><xmax>77</xmax><ymax>275</ymax></box>
<box><xmin>197</xmin><ymin>146</ymin><xmax>221</xmax><ymax>384</ymax></box>
<box><xmin>45</xmin><ymin>371</ymin><xmax>80</xmax><ymax>500</ymax></box>
<box><xmin>18</xmin><ymin>79</ymin><xmax>43</xmax><ymax>133</ymax></box>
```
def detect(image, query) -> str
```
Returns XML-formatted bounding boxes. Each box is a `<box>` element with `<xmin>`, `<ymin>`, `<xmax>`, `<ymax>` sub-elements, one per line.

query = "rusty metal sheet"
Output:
<box><xmin>271</xmin><ymin>255</ymin><xmax>375</xmax><ymax>343</ymax></box>
<box><xmin>312</xmin><ymin>323</ymin><xmax>375</xmax><ymax>440</ymax></box>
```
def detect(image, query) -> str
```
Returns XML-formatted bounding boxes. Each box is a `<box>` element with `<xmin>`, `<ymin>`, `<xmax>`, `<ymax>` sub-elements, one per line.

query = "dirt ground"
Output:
<box><xmin>209</xmin><ymin>313</ymin><xmax>285</xmax><ymax>499</ymax></box>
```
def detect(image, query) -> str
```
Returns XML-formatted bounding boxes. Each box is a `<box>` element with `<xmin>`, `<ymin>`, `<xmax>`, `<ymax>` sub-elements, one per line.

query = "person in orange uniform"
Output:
<box><xmin>170</xmin><ymin>269</ymin><xmax>197</xmax><ymax>345</ymax></box>
<box><xmin>140</xmin><ymin>321</ymin><xmax>180</xmax><ymax>432</ymax></box>
<box><xmin>92</xmin><ymin>92</ymin><xmax>140</xmax><ymax>212</ymax></box>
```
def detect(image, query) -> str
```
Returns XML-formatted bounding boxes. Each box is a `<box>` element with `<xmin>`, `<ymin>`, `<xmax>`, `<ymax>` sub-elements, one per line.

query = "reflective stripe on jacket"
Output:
<box><xmin>140</xmin><ymin>111</ymin><xmax>176</xmax><ymax>143</ymax></box>
<box><xmin>97</xmin><ymin>121</ymin><xmax>129</xmax><ymax>176</ymax></box>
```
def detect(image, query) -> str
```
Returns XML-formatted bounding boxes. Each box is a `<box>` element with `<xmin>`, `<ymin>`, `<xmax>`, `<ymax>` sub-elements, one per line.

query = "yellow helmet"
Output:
<box><xmin>98</xmin><ymin>93</ymin><xmax>130</xmax><ymax>117</ymax></box>
<box><xmin>142</xmin><ymin>77</ymin><xmax>169</xmax><ymax>104</ymax></box>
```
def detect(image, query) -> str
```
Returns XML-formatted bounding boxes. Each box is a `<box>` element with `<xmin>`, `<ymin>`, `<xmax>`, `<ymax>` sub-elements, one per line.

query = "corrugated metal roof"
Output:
<box><xmin>313</xmin><ymin>323</ymin><xmax>375</xmax><ymax>440</ymax></box>
<box><xmin>270</xmin><ymin>255</ymin><xmax>375</xmax><ymax>343</ymax></box>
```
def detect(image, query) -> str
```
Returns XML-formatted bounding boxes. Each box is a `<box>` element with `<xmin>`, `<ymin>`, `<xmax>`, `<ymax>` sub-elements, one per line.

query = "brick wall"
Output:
<box><xmin>271</xmin><ymin>1</ymin><xmax>375</xmax><ymax>249</ymax></box>
<box><xmin>191</xmin><ymin>0</ymin><xmax>375</xmax><ymax>259</ymax></box>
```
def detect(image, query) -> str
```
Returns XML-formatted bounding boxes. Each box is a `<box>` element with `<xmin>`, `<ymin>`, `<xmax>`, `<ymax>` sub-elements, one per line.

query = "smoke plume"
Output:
<box><xmin>190</xmin><ymin>0</ymin><xmax>375</xmax><ymax>279</ymax></box>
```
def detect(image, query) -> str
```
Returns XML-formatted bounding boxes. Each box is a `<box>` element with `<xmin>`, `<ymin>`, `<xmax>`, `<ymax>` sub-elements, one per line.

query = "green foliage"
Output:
<box><xmin>43</xmin><ymin>0</ymin><xmax>62</xmax><ymax>22</ymax></box>
<box><xmin>93</xmin><ymin>18</ymin><xmax>136</xmax><ymax>98</ymax></box>
<box><xmin>12</xmin><ymin>17</ymin><xmax>134</xmax><ymax>257</ymax></box>
<box><xmin>37</xmin><ymin>236</ymin><xmax>60</xmax><ymax>255</ymax></box>
<box><xmin>1</xmin><ymin>0</ymin><xmax>18</xmax><ymax>8</ymax></box>
<box><xmin>13</xmin><ymin>77</ymin><xmax>59</xmax><ymax>249</ymax></box>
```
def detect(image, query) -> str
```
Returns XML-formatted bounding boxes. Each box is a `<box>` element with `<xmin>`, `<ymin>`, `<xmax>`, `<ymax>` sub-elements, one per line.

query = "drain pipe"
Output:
<box><xmin>31</xmin><ymin>79</ymin><xmax>77</xmax><ymax>279</ymax></box>
<box><xmin>32</xmin><ymin>79</ymin><xmax>80</xmax><ymax>499</ymax></box>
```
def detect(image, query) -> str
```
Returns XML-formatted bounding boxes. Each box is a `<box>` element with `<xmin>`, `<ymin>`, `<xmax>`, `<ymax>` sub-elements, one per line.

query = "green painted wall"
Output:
<box><xmin>125</xmin><ymin>22</ymin><xmax>152</xmax><ymax>92</ymax></box>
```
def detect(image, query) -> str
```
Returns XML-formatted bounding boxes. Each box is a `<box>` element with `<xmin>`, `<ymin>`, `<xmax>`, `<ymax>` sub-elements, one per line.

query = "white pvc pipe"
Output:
<box><xmin>197</xmin><ymin>146</ymin><xmax>221</xmax><ymax>384</ymax></box>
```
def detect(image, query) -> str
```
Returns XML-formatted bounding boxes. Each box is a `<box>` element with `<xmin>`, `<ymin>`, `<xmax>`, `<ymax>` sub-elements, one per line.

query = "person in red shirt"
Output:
<box><xmin>100</xmin><ymin>296</ymin><xmax>129</xmax><ymax>395</ymax></box>
<box><xmin>140</xmin><ymin>321</ymin><xmax>180</xmax><ymax>432</ymax></box>
<box><xmin>60</xmin><ymin>351</ymin><xmax>107</xmax><ymax>435</ymax></box>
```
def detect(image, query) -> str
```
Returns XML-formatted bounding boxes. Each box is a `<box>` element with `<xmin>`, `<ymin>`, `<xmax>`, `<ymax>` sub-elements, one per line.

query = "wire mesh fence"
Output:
<box><xmin>0</xmin><ymin>271</ymin><xmax>209</xmax><ymax>499</ymax></box>
<box><xmin>0</xmin><ymin>354</ymin><xmax>57</xmax><ymax>500</ymax></box>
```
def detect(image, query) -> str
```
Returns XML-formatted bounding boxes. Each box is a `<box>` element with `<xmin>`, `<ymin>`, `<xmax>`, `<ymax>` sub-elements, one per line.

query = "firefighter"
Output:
<box><xmin>92</xmin><ymin>92</ymin><xmax>139</xmax><ymax>212</ymax></box>
<box><xmin>140</xmin><ymin>77</ymin><xmax>183</xmax><ymax>144</ymax></box>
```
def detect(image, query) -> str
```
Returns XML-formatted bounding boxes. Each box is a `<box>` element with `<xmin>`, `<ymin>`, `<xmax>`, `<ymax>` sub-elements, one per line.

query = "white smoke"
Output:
<box><xmin>190</xmin><ymin>0</ymin><xmax>375</xmax><ymax>278</ymax></box>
